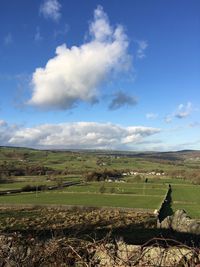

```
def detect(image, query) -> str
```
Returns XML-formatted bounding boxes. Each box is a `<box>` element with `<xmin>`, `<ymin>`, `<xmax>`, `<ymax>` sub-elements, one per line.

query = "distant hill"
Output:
<box><xmin>1</xmin><ymin>145</ymin><xmax>200</xmax><ymax>162</ymax></box>
<box><xmin>124</xmin><ymin>150</ymin><xmax>200</xmax><ymax>161</ymax></box>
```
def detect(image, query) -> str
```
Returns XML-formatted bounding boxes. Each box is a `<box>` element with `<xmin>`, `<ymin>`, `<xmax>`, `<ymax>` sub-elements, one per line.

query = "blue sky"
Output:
<box><xmin>0</xmin><ymin>0</ymin><xmax>199</xmax><ymax>151</ymax></box>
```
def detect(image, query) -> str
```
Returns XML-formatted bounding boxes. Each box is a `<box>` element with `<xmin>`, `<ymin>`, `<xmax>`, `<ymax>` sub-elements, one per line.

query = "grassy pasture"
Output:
<box><xmin>0</xmin><ymin>147</ymin><xmax>200</xmax><ymax>218</ymax></box>
<box><xmin>127</xmin><ymin>177</ymin><xmax>200</xmax><ymax>218</ymax></box>
<box><xmin>0</xmin><ymin>180</ymin><xmax>54</xmax><ymax>190</ymax></box>
<box><xmin>0</xmin><ymin>180</ymin><xmax>167</xmax><ymax>210</ymax></box>
<box><xmin>62</xmin><ymin>182</ymin><xmax>167</xmax><ymax>196</ymax></box>
<box><xmin>171</xmin><ymin>184</ymin><xmax>200</xmax><ymax>218</ymax></box>
<box><xmin>0</xmin><ymin>191</ymin><xmax>164</xmax><ymax>209</ymax></box>
<box><xmin>0</xmin><ymin>175</ymin><xmax>81</xmax><ymax>190</ymax></box>
<box><xmin>0</xmin><ymin>146</ymin><xmax>193</xmax><ymax>174</ymax></box>
<box><xmin>1</xmin><ymin>178</ymin><xmax>200</xmax><ymax>218</ymax></box>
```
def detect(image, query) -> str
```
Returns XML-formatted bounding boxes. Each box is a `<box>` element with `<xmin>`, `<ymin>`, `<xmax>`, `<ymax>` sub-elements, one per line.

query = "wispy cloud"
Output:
<box><xmin>189</xmin><ymin>122</ymin><xmax>200</xmax><ymax>128</ymax></box>
<box><xmin>54</xmin><ymin>24</ymin><xmax>69</xmax><ymax>38</ymax></box>
<box><xmin>0</xmin><ymin>120</ymin><xmax>7</xmax><ymax>127</ymax></box>
<box><xmin>136</xmin><ymin>40</ymin><xmax>148</xmax><ymax>59</ymax></box>
<box><xmin>146</xmin><ymin>113</ymin><xmax>158</xmax><ymax>120</ymax></box>
<box><xmin>164</xmin><ymin>102</ymin><xmax>193</xmax><ymax>123</ymax></box>
<box><xmin>0</xmin><ymin>120</ymin><xmax>19</xmax><ymax>145</ymax></box>
<box><xmin>29</xmin><ymin>5</ymin><xmax>131</xmax><ymax>110</ymax></box>
<box><xmin>108</xmin><ymin>91</ymin><xmax>137</xmax><ymax>110</ymax></box>
<box><xmin>164</xmin><ymin>115</ymin><xmax>173</xmax><ymax>123</ymax></box>
<box><xmin>39</xmin><ymin>0</ymin><xmax>61</xmax><ymax>22</ymax></box>
<box><xmin>34</xmin><ymin>27</ymin><xmax>43</xmax><ymax>42</ymax></box>
<box><xmin>4</xmin><ymin>33</ymin><xmax>13</xmax><ymax>45</ymax></box>
<box><xmin>175</xmin><ymin>102</ymin><xmax>192</xmax><ymax>119</ymax></box>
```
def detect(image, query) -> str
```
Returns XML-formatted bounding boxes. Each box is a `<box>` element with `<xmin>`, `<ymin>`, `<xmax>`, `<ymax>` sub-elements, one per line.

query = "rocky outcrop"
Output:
<box><xmin>159</xmin><ymin>209</ymin><xmax>200</xmax><ymax>235</ymax></box>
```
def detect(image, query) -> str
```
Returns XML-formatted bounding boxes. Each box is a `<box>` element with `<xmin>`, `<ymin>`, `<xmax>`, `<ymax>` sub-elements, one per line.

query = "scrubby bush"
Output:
<box><xmin>0</xmin><ymin>162</ymin><xmax>55</xmax><ymax>177</ymax></box>
<box><xmin>134</xmin><ymin>175</ymin><xmax>142</xmax><ymax>182</ymax></box>
<box><xmin>21</xmin><ymin>184</ymin><xmax>47</xmax><ymax>192</ymax></box>
<box><xmin>191</xmin><ymin>172</ymin><xmax>200</xmax><ymax>184</ymax></box>
<box><xmin>110</xmin><ymin>187</ymin><xmax>115</xmax><ymax>194</ymax></box>
<box><xmin>99</xmin><ymin>184</ymin><xmax>106</xmax><ymax>194</ymax></box>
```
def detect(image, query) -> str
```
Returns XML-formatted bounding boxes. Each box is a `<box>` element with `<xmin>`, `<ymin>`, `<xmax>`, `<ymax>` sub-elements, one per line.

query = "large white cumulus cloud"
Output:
<box><xmin>29</xmin><ymin>5</ymin><xmax>130</xmax><ymax>110</ymax></box>
<box><xmin>0</xmin><ymin>120</ymin><xmax>159</xmax><ymax>149</ymax></box>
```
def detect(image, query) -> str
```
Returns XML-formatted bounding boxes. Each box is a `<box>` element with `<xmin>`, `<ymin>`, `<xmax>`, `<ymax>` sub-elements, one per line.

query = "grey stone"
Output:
<box><xmin>160</xmin><ymin>210</ymin><xmax>200</xmax><ymax>235</ymax></box>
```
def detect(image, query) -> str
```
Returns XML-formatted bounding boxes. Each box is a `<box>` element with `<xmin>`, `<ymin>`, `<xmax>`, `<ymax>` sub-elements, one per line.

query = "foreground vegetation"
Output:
<box><xmin>0</xmin><ymin>206</ymin><xmax>155</xmax><ymax>233</ymax></box>
<box><xmin>0</xmin><ymin>207</ymin><xmax>199</xmax><ymax>266</ymax></box>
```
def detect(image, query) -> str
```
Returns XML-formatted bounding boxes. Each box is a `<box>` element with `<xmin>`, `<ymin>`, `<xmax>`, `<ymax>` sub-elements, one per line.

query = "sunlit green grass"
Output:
<box><xmin>62</xmin><ymin>182</ymin><xmax>167</xmax><ymax>196</ymax></box>
<box><xmin>0</xmin><ymin>146</ymin><xmax>193</xmax><ymax>173</ymax></box>
<box><xmin>0</xmin><ymin>191</ymin><xmax>163</xmax><ymax>209</ymax></box>
<box><xmin>0</xmin><ymin>181</ymin><xmax>54</xmax><ymax>190</ymax></box>
<box><xmin>0</xmin><ymin>180</ymin><xmax>167</xmax><ymax>210</ymax></box>
<box><xmin>1</xmin><ymin>177</ymin><xmax>200</xmax><ymax>218</ymax></box>
<box><xmin>171</xmin><ymin>184</ymin><xmax>200</xmax><ymax>218</ymax></box>
<box><xmin>0</xmin><ymin>176</ymin><xmax>81</xmax><ymax>190</ymax></box>
<box><xmin>172</xmin><ymin>184</ymin><xmax>200</xmax><ymax>202</ymax></box>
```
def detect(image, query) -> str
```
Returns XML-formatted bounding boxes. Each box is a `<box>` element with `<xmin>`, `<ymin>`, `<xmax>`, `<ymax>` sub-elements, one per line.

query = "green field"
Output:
<box><xmin>0</xmin><ymin>191</ymin><xmax>163</xmax><ymax>209</ymax></box>
<box><xmin>0</xmin><ymin>181</ymin><xmax>53</xmax><ymax>190</ymax></box>
<box><xmin>0</xmin><ymin>180</ymin><xmax>167</xmax><ymax>210</ymax></box>
<box><xmin>0</xmin><ymin>147</ymin><xmax>200</xmax><ymax>218</ymax></box>
<box><xmin>0</xmin><ymin>175</ymin><xmax>81</xmax><ymax>190</ymax></box>
<box><xmin>0</xmin><ymin>146</ymin><xmax>195</xmax><ymax>174</ymax></box>
<box><xmin>62</xmin><ymin>181</ymin><xmax>167</xmax><ymax>195</ymax></box>
<box><xmin>1</xmin><ymin>177</ymin><xmax>200</xmax><ymax>217</ymax></box>
<box><xmin>171</xmin><ymin>184</ymin><xmax>200</xmax><ymax>218</ymax></box>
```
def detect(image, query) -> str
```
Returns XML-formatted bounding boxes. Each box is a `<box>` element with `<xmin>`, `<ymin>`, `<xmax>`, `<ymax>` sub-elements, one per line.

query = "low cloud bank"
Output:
<box><xmin>0</xmin><ymin>120</ymin><xmax>160</xmax><ymax>150</ymax></box>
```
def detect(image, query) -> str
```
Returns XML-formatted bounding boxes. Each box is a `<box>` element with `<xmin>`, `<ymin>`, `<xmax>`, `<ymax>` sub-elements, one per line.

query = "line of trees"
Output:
<box><xmin>84</xmin><ymin>169</ymin><xmax>122</xmax><ymax>182</ymax></box>
<box><xmin>0</xmin><ymin>161</ymin><xmax>56</xmax><ymax>179</ymax></box>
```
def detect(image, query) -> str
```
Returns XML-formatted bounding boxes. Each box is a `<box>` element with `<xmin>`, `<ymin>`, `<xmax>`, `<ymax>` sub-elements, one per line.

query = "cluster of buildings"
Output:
<box><xmin>122</xmin><ymin>171</ymin><xmax>166</xmax><ymax>176</ymax></box>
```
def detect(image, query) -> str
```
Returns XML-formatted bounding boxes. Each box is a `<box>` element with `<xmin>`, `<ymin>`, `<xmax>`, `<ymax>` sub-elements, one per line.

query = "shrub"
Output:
<box><xmin>21</xmin><ymin>184</ymin><xmax>47</xmax><ymax>192</ymax></box>
<box><xmin>99</xmin><ymin>184</ymin><xmax>106</xmax><ymax>194</ymax></box>
<box><xmin>110</xmin><ymin>187</ymin><xmax>115</xmax><ymax>194</ymax></box>
<box><xmin>134</xmin><ymin>175</ymin><xmax>142</xmax><ymax>182</ymax></box>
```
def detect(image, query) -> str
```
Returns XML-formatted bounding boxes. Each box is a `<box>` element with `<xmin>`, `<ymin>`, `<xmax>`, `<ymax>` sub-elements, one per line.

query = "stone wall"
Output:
<box><xmin>0</xmin><ymin>234</ymin><xmax>199</xmax><ymax>266</ymax></box>
<box><xmin>158</xmin><ymin>209</ymin><xmax>200</xmax><ymax>235</ymax></box>
<box><xmin>157</xmin><ymin>185</ymin><xmax>172</xmax><ymax>222</ymax></box>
